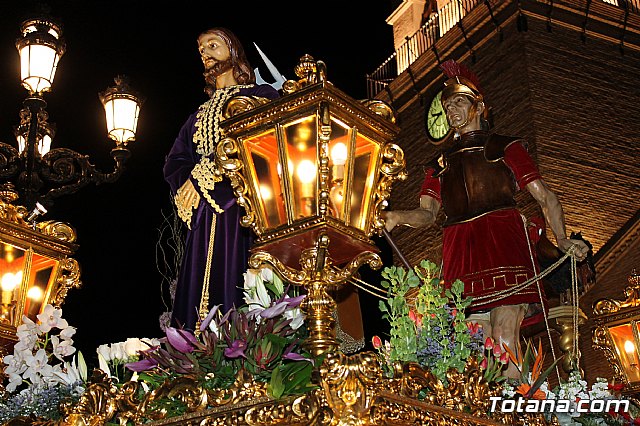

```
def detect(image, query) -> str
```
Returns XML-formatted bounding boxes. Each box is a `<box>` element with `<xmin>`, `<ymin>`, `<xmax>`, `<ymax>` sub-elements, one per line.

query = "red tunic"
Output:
<box><xmin>420</xmin><ymin>141</ymin><xmax>545</xmax><ymax>320</ymax></box>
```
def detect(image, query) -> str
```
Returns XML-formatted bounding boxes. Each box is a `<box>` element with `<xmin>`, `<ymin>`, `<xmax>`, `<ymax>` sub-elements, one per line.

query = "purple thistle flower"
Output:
<box><xmin>224</xmin><ymin>339</ymin><xmax>247</xmax><ymax>358</ymax></box>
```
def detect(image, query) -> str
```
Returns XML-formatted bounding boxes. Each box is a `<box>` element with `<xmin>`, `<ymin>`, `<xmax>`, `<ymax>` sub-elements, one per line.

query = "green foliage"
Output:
<box><xmin>379</xmin><ymin>265</ymin><xmax>421</xmax><ymax>364</ymax></box>
<box><xmin>377</xmin><ymin>260</ymin><xmax>482</xmax><ymax>385</ymax></box>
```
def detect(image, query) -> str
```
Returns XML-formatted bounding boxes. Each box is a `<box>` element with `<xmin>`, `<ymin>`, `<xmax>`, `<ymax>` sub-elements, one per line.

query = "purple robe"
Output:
<box><xmin>164</xmin><ymin>84</ymin><xmax>279</xmax><ymax>331</ymax></box>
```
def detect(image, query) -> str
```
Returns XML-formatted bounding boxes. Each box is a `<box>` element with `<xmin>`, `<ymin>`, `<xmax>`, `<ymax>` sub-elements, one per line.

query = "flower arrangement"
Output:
<box><xmin>0</xmin><ymin>305</ymin><xmax>87</xmax><ymax>422</ymax></box>
<box><xmin>96</xmin><ymin>337</ymin><xmax>160</xmax><ymax>383</ymax></box>
<box><xmin>374</xmin><ymin>260</ymin><xmax>483</xmax><ymax>384</ymax></box>
<box><xmin>124</xmin><ymin>266</ymin><xmax>317</xmax><ymax>414</ymax></box>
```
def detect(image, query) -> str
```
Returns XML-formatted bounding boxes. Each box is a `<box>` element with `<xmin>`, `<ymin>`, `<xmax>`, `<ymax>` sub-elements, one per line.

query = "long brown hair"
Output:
<box><xmin>199</xmin><ymin>27</ymin><xmax>255</xmax><ymax>96</ymax></box>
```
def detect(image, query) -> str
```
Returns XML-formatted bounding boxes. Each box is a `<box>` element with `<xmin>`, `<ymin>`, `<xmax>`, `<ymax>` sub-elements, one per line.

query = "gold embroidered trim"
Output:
<box><xmin>191</xmin><ymin>84</ymin><xmax>252</xmax><ymax>213</ymax></box>
<box><xmin>197</xmin><ymin>214</ymin><xmax>217</xmax><ymax>333</ymax></box>
<box><xmin>175</xmin><ymin>184</ymin><xmax>197</xmax><ymax>229</ymax></box>
<box><xmin>191</xmin><ymin>158</ymin><xmax>224</xmax><ymax>214</ymax></box>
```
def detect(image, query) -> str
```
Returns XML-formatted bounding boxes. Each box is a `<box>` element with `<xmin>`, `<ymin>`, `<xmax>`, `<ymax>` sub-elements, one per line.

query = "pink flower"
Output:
<box><xmin>480</xmin><ymin>357</ymin><xmax>488</xmax><ymax>369</ymax></box>
<box><xmin>500</xmin><ymin>352</ymin><xmax>510</xmax><ymax>364</ymax></box>
<box><xmin>408</xmin><ymin>310</ymin><xmax>422</xmax><ymax>326</ymax></box>
<box><xmin>493</xmin><ymin>346</ymin><xmax>502</xmax><ymax>357</ymax></box>
<box><xmin>372</xmin><ymin>335</ymin><xmax>382</xmax><ymax>349</ymax></box>
<box><xmin>484</xmin><ymin>337</ymin><xmax>494</xmax><ymax>350</ymax></box>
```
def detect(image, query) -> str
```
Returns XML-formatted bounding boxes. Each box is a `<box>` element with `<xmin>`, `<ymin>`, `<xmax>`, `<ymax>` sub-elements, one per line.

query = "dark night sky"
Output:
<box><xmin>0</xmin><ymin>1</ymin><xmax>397</xmax><ymax>360</ymax></box>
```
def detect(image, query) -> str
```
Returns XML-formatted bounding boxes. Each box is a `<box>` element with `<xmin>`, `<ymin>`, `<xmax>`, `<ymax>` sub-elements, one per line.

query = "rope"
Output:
<box><xmin>470</xmin><ymin>247</ymin><xmax>576</xmax><ymax>303</ymax></box>
<box><xmin>347</xmin><ymin>276</ymin><xmax>391</xmax><ymax>300</ymax></box>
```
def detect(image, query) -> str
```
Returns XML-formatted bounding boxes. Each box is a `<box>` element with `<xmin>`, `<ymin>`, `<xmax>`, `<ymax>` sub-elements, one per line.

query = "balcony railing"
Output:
<box><xmin>366</xmin><ymin>0</ymin><xmax>640</xmax><ymax>98</ymax></box>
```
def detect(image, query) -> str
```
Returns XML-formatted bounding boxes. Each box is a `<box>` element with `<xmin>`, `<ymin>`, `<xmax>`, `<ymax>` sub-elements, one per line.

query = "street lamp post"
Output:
<box><xmin>0</xmin><ymin>14</ymin><xmax>142</xmax><ymax>351</ymax></box>
<box><xmin>0</xmin><ymin>16</ymin><xmax>142</xmax><ymax>213</ymax></box>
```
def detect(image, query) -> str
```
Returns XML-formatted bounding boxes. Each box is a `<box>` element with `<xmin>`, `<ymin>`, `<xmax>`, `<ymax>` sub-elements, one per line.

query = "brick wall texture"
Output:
<box><xmin>376</xmin><ymin>0</ymin><xmax>640</xmax><ymax>387</ymax></box>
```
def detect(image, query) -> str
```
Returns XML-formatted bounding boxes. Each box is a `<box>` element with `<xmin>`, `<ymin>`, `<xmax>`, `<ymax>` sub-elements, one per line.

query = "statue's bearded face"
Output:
<box><xmin>198</xmin><ymin>33</ymin><xmax>233</xmax><ymax>76</ymax></box>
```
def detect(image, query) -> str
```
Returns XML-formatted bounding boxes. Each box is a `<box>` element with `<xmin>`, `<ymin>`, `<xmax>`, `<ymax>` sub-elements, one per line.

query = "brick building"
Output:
<box><xmin>369</xmin><ymin>0</ymin><xmax>640</xmax><ymax>385</ymax></box>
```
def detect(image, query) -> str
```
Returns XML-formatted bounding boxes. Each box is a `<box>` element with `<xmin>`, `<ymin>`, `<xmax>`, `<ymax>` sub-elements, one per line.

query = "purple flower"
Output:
<box><xmin>260</xmin><ymin>301</ymin><xmax>288</xmax><ymax>319</ymax></box>
<box><xmin>200</xmin><ymin>305</ymin><xmax>220</xmax><ymax>332</ymax></box>
<box><xmin>224</xmin><ymin>339</ymin><xmax>247</xmax><ymax>358</ymax></box>
<box><xmin>166</xmin><ymin>327</ymin><xmax>198</xmax><ymax>353</ymax></box>
<box><xmin>285</xmin><ymin>294</ymin><xmax>306</xmax><ymax>308</ymax></box>
<box><xmin>283</xmin><ymin>352</ymin><xmax>314</xmax><ymax>365</ymax></box>
<box><xmin>125</xmin><ymin>357</ymin><xmax>158</xmax><ymax>372</ymax></box>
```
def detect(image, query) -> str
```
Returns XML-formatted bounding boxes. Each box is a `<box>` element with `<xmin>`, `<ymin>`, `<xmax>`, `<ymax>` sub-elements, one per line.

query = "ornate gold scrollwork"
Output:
<box><xmin>592</xmin><ymin>324</ymin><xmax>627</xmax><ymax>385</ymax></box>
<box><xmin>360</xmin><ymin>100</ymin><xmax>396</xmax><ymax>124</ymax></box>
<box><xmin>49</xmin><ymin>258</ymin><xmax>81</xmax><ymax>307</ymax></box>
<box><xmin>320</xmin><ymin>351</ymin><xmax>383</xmax><ymax>423</ymax></box>
<box><xmin>37</xmin><ymin>220</ymin><xmax>77</xmax><ymax>243</ymax></box>
<box><xmin>215</xmin><ymin>136</ymin><xmax>256</xmax><ymax>229</ymax></box>
<box><xmin>593</xmin><ymin>271</ymin><xmax>640</xmax><ymax>315</ymax></box>
<box><xmin>372</xmin><ymin>142</ymin><xmax>407</xmax><ymax>235</ymax></box>
<box><xmin>223</xmin><ymin>96</ymin><xmax>273</xmax><ymax>119</ymax></box>
<box><xmin>59</xmin><ymin>369</ymin><xmax>119</xmax><ymax>425</ymax></box>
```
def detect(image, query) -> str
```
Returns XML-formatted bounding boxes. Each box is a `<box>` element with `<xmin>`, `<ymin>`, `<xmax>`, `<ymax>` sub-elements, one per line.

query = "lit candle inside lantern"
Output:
<box><xmin>1</xmin><ymin>271</ymin><xmax>20</xmax><ymax>305</ymax></box>
<box><xmin>297</xmin><ymin>159</ymin><xmax>316</xmax><ymax>199</ymax></box>
<box><xmin>330</xmin><ymin>142</ymin><xmax>347</xmax><ymax>180</ymax></box>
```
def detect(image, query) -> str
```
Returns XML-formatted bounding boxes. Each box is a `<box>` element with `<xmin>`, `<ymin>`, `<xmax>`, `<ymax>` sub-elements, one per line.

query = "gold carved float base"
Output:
<box><xmin>6</xmin><ymin>352</ymin><xmax>553</xmax><ymax>426</ymax></box>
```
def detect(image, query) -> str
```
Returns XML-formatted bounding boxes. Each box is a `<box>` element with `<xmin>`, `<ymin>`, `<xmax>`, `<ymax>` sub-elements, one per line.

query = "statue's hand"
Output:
<box><xmin>557</xmin><ymin>237</ymin><xmax>589</xmax><ymax>261</ymax></box>
<box><xmin>382</xmin><ymin>211</ymin><xmax>399</xmax><ymax>232</ymax></box>
<box><xmin>176</xmin><ymin>179</ymin><xmax>201</xmax><ymax>210</ymax></box>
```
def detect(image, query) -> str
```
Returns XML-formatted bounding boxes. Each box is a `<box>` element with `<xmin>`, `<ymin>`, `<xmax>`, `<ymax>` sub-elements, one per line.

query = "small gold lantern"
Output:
<box><xmin>217</xmin><ymin>55</ymin><xmax>406</xmax><ymax>355</ymax></box>
<box><xmin>0</xmin><ymin>186</ymin><xmax>80</xmax><ymax>353</ymax></box>
<box><xmin>593</xmin><ymin>270</ymin><xmax>640</xmax><ymax>393</ymax></box>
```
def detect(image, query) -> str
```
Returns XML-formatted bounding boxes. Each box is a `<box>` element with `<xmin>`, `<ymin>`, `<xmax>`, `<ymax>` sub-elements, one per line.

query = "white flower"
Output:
<box><xmin>59</xmin><ymin>326</ymin><xmax>77</xmax><ymax>341</ymax></box>
<box><xmin>15</xmin><ymin>316</ymin><xmax>39</xmax><ymax>351</ymax></box>
<box><xmin>52</xmin><ymin>361</ymin><xmax>83</xmax><ymax>386</ymax></box>
<box><xmin>96</xmin><ymin>344</ymin><xmax>111</xmax><ymax>362</ymax></box>
<box><xmin>5</xmin><ymin>371</ymin><xmax>23</xmax><ymax>392</ymax></box>
<box><xmin>51</xmin><ymin>335</ymin><xmax>76</xmax><ymax>361</ymax></box>
<box><xmin>110</xmin><ymin>342</ymin><xmax>126</xmax><ymax>361</ymax></box>
<box><xmin>36</xmin><ymin>304</ymin><xmax>69</xmax><ymax>333</ymax></box>
<box><xmin>243</xmin><ymin>269</ymin><xmax>272</xmax><ymax>313</ymax></box>
<box><xmin>97</xmin><ymin>352</ymin><xmax>111</xmax><ymax>377</ymax></box>
<box><xmin>124</xmin><ymin>338</ymin><xmax>145</xmax><ymax>357</ymax></box>
<box><xmin>284</xmin><ymin>306</ymin><xmax>305</xmax><ymax>330</ymax></box>
<box><xmin>208</xmin><ymin>319</ymin><xmax>219</xmax><ymax>337</ymax></box>
<box><xmin>140</xmin><ymin>337</ymin><xmax>161</xmax><ymax>349</ymax></box>
<box><xmin>23</xmin><ymin>348</ymin><xmax>54</xmax><ymax>383</ymax></box>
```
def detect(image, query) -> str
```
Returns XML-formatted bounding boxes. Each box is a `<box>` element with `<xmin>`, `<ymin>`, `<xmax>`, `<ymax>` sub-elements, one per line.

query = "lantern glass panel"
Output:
<box><xmin>347</xmin><ymin>132</ymin><xmax>379</xmax><ymax>231</ymax></box>
<box><xmin>328</xmin><ymin>119</ymin><xmax>350</xmax><ymax>220</ymax></box>
<box><xmin>23</xmin><ymin>253</ymin><xmax>58</xmax><ymax>320</ymax></box>
<box><xmin>104</xmin><ymin>96</ymin><xmax>140</xmax><ymax>144</ymax></box>
<box><xmin>610</xmin><ymin>323</ymin><xmax>640</xmax><ymax>383</ymax></box>
<box><xmin>0</xmin><ymin>244</ymin><xmax>26</xmax><ymax>308</ymax></box>
<box><xmin>243</xmin><ymin>129</ymin><xmax>287</xmax><ymax>228</ymax></box>
<box><xmin>20</xmin><ymin>44</ymin><xmax>59</xmax><ymax>94</ymax></box>
<box><xmin>283</xmin><ymin>116</ymin><xmax>317</xmax><ymax>219</ymax></box>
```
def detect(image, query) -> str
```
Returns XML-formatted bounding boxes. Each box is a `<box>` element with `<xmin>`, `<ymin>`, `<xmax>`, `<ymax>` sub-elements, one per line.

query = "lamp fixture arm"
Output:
<box><xmin>38</xmin><ymin>145</ymin><xmax>130</xmax><ymax>206</ymax></box>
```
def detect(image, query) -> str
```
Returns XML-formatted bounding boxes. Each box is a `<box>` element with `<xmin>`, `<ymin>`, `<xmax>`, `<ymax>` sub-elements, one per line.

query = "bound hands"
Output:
<box><xmin>557</xmin><ymin>237</ymin><xmax>589</xmax><ymax>262</ymax></box>
<box><xmin>176</xmin><ymin>179</ymin><xmax>200</xmax><ymax>211</ymax></box>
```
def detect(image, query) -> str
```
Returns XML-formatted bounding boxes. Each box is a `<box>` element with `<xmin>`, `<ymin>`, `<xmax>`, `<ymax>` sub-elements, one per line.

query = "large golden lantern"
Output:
<box><xmin>217</xmin><ymin>55</ymin><xmax>406</xmax><ymax>356</ymax></box>
<box><xmin>0</xmin><ymin>186</ymin><xmax>80</xmax><ymax>354</ymax></box>
<box><xmin>593</xmin><ymin>270</ymin><xmax>640</xmax><ymax>394</ymax></box>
